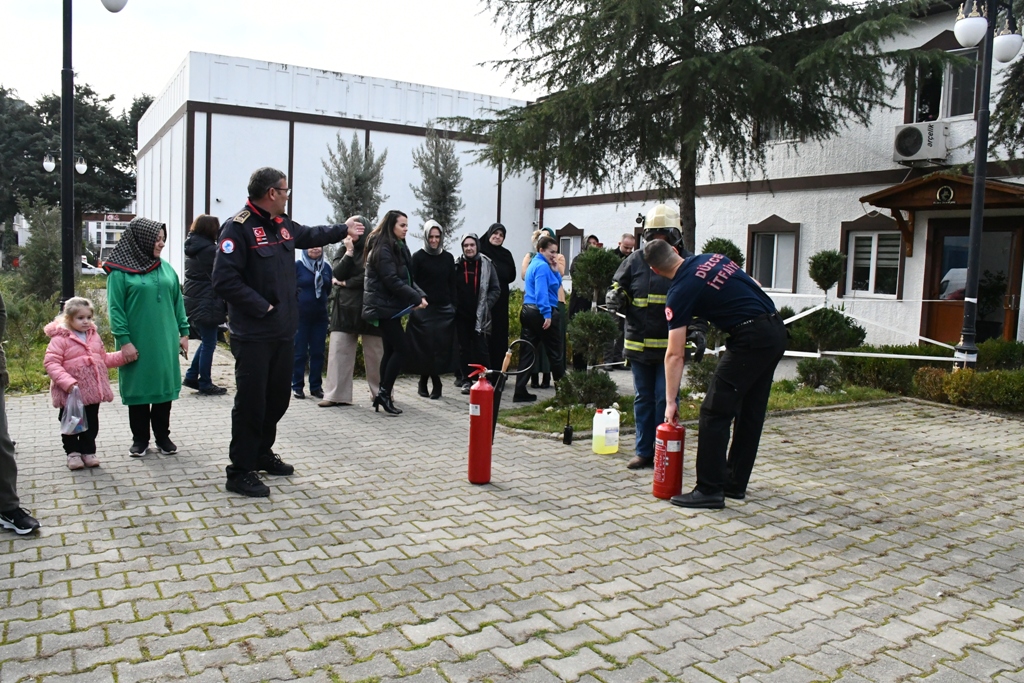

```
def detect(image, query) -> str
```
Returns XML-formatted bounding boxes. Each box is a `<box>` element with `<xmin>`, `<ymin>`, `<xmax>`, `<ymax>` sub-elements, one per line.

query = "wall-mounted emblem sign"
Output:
<box><xmin>935</xmin><ymin>185</ymin><xmax>955</xmax><ymax>204</ymax></box>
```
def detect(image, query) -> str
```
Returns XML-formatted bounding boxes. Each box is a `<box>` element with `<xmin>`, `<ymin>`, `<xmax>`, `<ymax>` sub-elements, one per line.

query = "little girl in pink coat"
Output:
<box><xmin>44</xmin><ymin>297</ymin><xmax>134</xmax><ymax>470</ymax></box>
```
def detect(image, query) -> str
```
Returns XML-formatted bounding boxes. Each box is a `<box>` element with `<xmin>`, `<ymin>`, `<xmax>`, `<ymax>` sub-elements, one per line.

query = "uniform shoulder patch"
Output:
<box><xmin>220</xmin><ymin>238</ymin><xmax>236</xmax><ymax>254</ymax></box>
<box><xmin>233</xmin><ymin>210</ymin><xmax>251</xmax><ymax>224</ymax></box>
<box><xmin>665</xmin><ymin>307</ymin><xmax>674</xmax><ymax>321</ymax></box>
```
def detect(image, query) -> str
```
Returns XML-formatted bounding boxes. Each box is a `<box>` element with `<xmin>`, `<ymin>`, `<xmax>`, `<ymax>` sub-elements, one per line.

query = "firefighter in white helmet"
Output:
<box><xmin>605</xmin><ymin>204</ymin><xmax>707</xmax><ymax>470</ymax></box>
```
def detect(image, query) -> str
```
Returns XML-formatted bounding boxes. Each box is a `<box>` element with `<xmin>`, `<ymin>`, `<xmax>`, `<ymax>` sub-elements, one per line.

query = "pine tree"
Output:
<box><xmin>18</xmin><ymin>198</ymin><xmax>62</xmax><ymax>300</ymax></box>
<box><xmin>321</xmin><ymin>132</ymin><xmax>388</xmax><ymax>224</ymax></box>
<box><xmin>456</xmin><ymin>0</ymin><xmax>948</xmax><ymax>252</ymax></box>
<box><xmin>990</xmin><ymin>0</ymin><xmax>1024</xmax><ymax>159</ymax></box>
<box><xmin>410</xmin><ymin>127</ymin><xmax>465</xmax><ymax>247</ymax></box>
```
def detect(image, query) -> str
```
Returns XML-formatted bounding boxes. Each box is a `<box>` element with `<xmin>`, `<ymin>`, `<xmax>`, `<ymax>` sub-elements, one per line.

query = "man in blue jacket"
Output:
<box><xmin>213</xmin><ymin>167</ymin><xmax>363</xmax><ymax>498</ymax></box>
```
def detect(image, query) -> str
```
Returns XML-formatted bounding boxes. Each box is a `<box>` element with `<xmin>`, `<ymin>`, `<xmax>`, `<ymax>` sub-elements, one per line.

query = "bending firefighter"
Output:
<box><xmin>606</xmin><ymin>204</ymin><xmax>706</xmax><ymax>471</ymax></box>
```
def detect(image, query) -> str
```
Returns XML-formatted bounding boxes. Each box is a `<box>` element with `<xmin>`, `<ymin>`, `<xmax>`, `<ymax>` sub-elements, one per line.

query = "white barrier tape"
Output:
<box><xmin>767</xmin><ymin>293</ymin><xmax>978</xmax><ymax>304</ymax></box>
<box><xmin>820</xmin><ymin>350</ymin><xmax>957</xmax><ymax>362</ymax></box>
<box><xmin>965</xmin><ymin>297</ymin><xmax>978</xmax><ymax>304</ymax></box>
<box><xmin>781</xmin><ymin>304</ymin><xmax>824</xmax><ymax>326</ymax></box>
<box><xmin>839</xmin><ymin>310</ymin><xmax>956</xmax><ymax>350</ymax></box>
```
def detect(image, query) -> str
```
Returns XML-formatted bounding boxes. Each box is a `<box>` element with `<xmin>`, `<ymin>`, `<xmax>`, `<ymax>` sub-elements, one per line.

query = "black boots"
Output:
<box><xmin>373</xmin><ymin>387</ymin><xmax>403</xmax><ymax>415</ymax></box>
<box><xmin>418</xmin><ymin>376</ymin><xmax>429</xmax><ymax>397</ymax></box>
<box><xmin>430</xmin><ymin>375</ymin><xmax>442</xmax><ymax>400</ymax></box>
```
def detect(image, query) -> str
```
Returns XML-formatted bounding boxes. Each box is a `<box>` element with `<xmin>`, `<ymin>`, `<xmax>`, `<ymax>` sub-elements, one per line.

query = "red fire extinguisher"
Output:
<box><xmin>653</xmin><ymin>423</ymin><xmax>685</xmax><ymax>500</ymax></box>
<box><xmin>467</xmin><ymin>365</ymin><xmax>494</xmax><ymax>485</ymax></box>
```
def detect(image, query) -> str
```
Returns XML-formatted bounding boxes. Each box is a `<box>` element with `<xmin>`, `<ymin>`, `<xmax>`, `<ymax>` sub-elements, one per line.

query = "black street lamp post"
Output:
<box><xmin>50</xmin><ymin>0</ymin><xmax>128</xmax><ymax>308</ymax></box>
<box><xmin>952</xmin><ymin>0</ymin><xmax>1022</xmax><ymax>367</ymax></box>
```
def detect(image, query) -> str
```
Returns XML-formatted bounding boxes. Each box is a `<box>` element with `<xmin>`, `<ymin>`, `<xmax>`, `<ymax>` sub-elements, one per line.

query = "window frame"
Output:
<box><xmin>904</xmin><ymin>31</ymin><xmax>981</xmax><ymax>124</ymax></box>
<box><xmin>746</xmin><ymin>215</ymin><xmax>800</xmax><ymax>294</ymax></box>
<box><xmin>838</xmin><ymin>214</ymin><xmax>905</xmax><ymax>300</ymax></box>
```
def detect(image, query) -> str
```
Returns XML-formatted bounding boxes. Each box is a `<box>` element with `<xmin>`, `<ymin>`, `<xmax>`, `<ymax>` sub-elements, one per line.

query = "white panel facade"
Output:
<box><xmin>291</xmin><ymin>123</ymin><xmax>365</xmax><ymax>225</ymax></box>
<box><xmin>207</xmin><ymin>114</ymin><xmax>290</xmax><ymax>219</ymax></box>
<box><xmin>192</xmin><ymin>116</ymin><xmax>207</xmax><ymax>222</ymax></box>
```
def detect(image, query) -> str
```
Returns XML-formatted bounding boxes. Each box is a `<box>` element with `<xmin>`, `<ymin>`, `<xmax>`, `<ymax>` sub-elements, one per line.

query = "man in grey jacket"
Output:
<box><xmin>453</xmin><ymin>234</ymin><xmax>500</xmax><ymax>394</ymax></box>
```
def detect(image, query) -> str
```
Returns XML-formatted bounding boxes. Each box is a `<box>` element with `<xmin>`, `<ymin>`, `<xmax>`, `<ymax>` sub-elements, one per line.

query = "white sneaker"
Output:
<box><xmin>67</xmin><ymin>453</ymin><xmax>84</xmax><ymax>470</ymax></box>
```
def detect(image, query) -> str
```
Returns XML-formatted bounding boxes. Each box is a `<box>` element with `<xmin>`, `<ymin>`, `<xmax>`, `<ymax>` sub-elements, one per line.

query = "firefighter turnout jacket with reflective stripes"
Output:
<box><xmin>212</xmin><ymin>201</ymin><xmax>347</xmax><ymax>342</ymax></box>
<box><xmin>607</xmin><ymin>248</ymin><xmax>707</xmax><ymax>364</ymax></box>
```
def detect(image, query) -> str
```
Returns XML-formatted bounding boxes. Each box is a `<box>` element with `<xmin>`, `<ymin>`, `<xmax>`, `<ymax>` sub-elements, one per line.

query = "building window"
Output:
<box><xmin>848</xmin><ymin>232</ymin><xmax>901</xmax><ymax>296</ymax></box>
<box><xmin>559</xmin><ymin>236</ymin><xmax>580</xmax><ymax>264</ymax></box>
<box><xmin>914</xmin><ymin>49</ymin><xmax>977</xmax><ymax>122</ymax></box>
<box><xmin>752</xmin><ymin>233</ymin><xmax>796</xmax><ymax>290</ymax></box>
<box><xmin>106</xmin><ymin>232</ymin><xmax>116</xmax><ymax>242</ymax></box>
<box><xmin>756</xmin><ymin>120</ymin><xmax>801</xmax><ymax>145</ymax></box>
<box><xmin>747</xmin><ymin>215</ymin><xmax>799</xmax><ymax>293</ymax></box>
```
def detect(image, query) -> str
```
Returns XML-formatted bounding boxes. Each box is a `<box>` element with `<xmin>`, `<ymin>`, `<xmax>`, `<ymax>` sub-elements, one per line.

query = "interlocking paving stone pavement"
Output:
<box><xmin>3</xmin><ymin>345</ymin><xmax>1024</xmax><ymax>681</ymax></box>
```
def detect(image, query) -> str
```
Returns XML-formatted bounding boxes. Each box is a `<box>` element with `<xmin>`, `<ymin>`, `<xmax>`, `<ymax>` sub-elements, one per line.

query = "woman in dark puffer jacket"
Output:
<box><xmin>362</xmin><ymin>210</ymin><xmax>426</xmax><ymax>415</ymax></box>
<box><xmin>182</xmin><ymin>215</ymin><xmax>227</xmax><ymax>395</ymax></box>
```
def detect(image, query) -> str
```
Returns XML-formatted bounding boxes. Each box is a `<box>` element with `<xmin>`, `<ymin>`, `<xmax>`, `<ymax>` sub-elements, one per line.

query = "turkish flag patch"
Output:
<box><xmin>665</xmin><ymin>307</ymin><xmax>674</xmax><ymax>321</ymax></box>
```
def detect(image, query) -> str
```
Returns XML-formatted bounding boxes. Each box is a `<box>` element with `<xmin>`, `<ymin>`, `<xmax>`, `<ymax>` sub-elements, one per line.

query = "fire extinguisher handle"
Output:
<box><xmin>468</xmin><ymin>364</ymin><xmax>488</xmax><ymax>379</ymax></box>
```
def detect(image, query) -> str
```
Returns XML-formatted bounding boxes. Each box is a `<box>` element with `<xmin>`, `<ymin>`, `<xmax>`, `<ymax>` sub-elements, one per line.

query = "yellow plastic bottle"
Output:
<box><xmin>592</xmin><ymin>409</ymin><xmax>619</xmax><ymax>454</ymax></box>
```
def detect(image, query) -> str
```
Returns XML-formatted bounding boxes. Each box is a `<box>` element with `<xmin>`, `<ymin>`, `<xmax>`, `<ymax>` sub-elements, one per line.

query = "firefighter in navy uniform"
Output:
<box><xmin>645</xmin><ymin>237</ymin><xmax>788</xmax><ymax>510</ymax></box>
<box><xmin>605</xmin><ymin>205</ymin><xmax>706</xmax><ymax>471</ymax></box>
<box><xmin>213</xmin><ymin>167</ymin><xmax>364</xmax><ymax>498</ymax></box>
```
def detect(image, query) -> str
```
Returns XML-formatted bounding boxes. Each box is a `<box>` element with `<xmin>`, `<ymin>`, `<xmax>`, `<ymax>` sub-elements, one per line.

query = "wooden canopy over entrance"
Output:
<box><xmin>859</xmin><ymin>173</ymin><xmax>1024</xmax><ymax>257</ymax></box>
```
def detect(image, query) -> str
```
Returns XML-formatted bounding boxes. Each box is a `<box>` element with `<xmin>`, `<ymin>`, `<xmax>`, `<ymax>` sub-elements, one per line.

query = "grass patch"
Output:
<box><xmin>498</xmin><ymin>385</ymin><xmax>892</xmax><ymax>434</ymax></box>
<box><xmin>500</xmin><ymin>396</ymin><xmax>636</xmax><ymax>434</ymax></box>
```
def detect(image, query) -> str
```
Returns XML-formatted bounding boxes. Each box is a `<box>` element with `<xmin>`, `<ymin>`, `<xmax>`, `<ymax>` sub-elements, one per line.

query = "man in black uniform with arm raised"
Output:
<box><xmin>213</xmin><ymin>167</ymin><xmax>364</xmax><ymax>498</ymax></box>
<box><xmin>644</xmin><ymin>239</ymin><xmax>787</xmax><ymax>509</ymax></box>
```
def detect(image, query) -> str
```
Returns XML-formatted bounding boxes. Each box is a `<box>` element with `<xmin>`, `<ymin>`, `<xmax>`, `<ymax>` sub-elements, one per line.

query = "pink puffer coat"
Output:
<box><xmin>44</xmin><ymin>319</ymin><xmax>129</xmax><ymax>408</ymax></box>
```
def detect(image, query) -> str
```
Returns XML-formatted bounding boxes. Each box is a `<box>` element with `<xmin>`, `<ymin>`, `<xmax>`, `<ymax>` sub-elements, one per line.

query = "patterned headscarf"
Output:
<box><xmin>103</xmin><ymin>217</ymin><xmax>165</xmax><ymax>274</ymax></box>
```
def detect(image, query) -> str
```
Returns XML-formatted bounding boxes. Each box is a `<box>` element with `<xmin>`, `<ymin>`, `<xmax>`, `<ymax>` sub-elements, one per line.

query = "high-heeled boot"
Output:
<box><xmin>418</xmin><ymin>375</ymin><xmax>429</xmax><ymax>397</ymax></box>
<box><xmin>429</xmin><ymin>375</ymin><xmax>442</xmax><ymax>400</ymax></box>
<box><xmin>373</xmin><ymin>387</ymin><xmax>403</xmax><ymax>415</ymax></box>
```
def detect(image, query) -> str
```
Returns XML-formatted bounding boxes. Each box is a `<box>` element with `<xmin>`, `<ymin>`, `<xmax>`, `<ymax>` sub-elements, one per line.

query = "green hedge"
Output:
<box><xmin>836</xmin><ymin>344</ymin><xmax>951</xmax><ymax>395</ymax></box>
<box><xmin>976</xmin><ymin>338</ymin><xmax>1024</xmax><ymax>371</ymax></box>
<box><xmin>943</xmin><ymin>368</ymin><xmax>1024</xmax><ymax>411</ymax></box>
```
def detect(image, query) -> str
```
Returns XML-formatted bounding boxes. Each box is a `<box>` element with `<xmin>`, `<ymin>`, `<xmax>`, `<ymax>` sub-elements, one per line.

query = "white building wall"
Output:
<box><xmin>291</xmin><ymin>124</ymin><xmax>363</xmax><ymax>225</ymax></box>
<box><xmin>138</xmin><ymin>52</ymin><xmax>536</xmax><ymax>280</ymax></box>
<box><xmin>207</xmin><ymin>114</ymin><xmax>290</xmax><ymax>221</ymax></box>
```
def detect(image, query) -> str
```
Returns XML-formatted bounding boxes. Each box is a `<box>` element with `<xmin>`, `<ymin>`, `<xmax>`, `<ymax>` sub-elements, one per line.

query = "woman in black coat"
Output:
<box><xmin>182</xmin><ymin>215</ymin><xmax>226</xmax><ymax>395</ymax></box>
<box><xmin>480</xmin><ymin>223</ymin><xmax>517</xmax><ymax>370</ymax></box>
<box><xmin>362</xmin><ymin>210</ymin><xmax>426</xmax><ymax>414</ymax></box>
<box><xmin>409</xmin><ymin>221</ymin><xmax>457</xmax><ymax>399</ymax></box>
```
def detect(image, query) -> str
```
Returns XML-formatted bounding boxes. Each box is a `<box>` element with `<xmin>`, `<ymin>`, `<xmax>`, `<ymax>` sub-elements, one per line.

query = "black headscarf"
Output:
<box><xmin>480</xmin><ymin>223</ymin><xmax>517</xmax><ymax>290</ymax></box>
<box><xmin>103</xmin><ymin>217</ymin><xmax>165</xmax><ymax>274</ymax></box>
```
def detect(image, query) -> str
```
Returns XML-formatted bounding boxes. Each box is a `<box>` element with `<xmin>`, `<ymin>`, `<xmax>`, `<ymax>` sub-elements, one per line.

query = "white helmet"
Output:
<box><xmin>643</xmin><ymin>204</ymin><xmax>683</xmax><ymax>247</ymax></box>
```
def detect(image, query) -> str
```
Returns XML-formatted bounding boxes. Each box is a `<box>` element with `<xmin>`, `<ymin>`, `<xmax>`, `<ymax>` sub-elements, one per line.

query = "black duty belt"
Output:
<box><xmin>729</xmin><ymin>310</ymin><xmax>779</xmax><ymax>334</ymax></box>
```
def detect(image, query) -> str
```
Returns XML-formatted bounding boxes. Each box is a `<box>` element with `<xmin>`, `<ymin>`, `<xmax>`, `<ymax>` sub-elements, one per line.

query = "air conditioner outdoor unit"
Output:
<box><xmin>893</xmin><ymin>121</ymin><xmax>949</xmax><ymax>164</ymax></box>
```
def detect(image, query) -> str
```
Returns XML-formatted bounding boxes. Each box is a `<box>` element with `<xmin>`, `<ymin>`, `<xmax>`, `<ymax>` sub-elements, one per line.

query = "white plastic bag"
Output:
<box><xmin>60</xmin><ymin>386</ymin><xmax>89</xmax><ymax>436</ymax></box>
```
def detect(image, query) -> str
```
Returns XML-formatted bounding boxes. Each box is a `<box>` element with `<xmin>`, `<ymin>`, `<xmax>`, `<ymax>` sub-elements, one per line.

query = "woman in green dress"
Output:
<box><xmin>104</xmin><ymin>218</ymin><xmax>190</xmax><ymax>457</ymax></box>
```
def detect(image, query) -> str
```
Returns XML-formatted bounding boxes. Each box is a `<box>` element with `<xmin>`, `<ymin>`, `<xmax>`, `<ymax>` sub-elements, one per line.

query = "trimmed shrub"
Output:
<box><xmin>912</xmin><ymin>367</ymin><xmax>948</xmax><ymax>403</ymax></box>
<box><xmin>943</xmin><ymin>368</ymin><xmax>976</xmax><ymax>407</ymax></box>
<box><xmin>773</xmin><ymin>378</ymin><xmax>798</xmax><ymax>394</ymax></box>
<box><xmin>700</xmin><ymin>237</ymin><xmax>744</xmax><ymax>268</ymax></box>
<box><xmin>780</xmin><ymin>306</ymin><xmax>864</xmax><ymax>352</ymax></box>
<box><xmin>569</xmin><ymin>247</ymin><xmax>620</xmax><ymax>305</ymax></box>
<box><xmin>796</xmin><ymin>357</ymin><xmax>842</xmax><ymax>390</ymax></box>
<box><xmin>685</xmin><ymin>355</ymin><xmax>719</xmax><ymax>393</ymax></box>
<box><xmin>567</xmin><ymin>310</ymin><xmax>619</xmax><ymax>366</ymax></box>
<box><xmin>805</xmin><ymin>306</ymin><xmax>866</xmax><ymax>351</ymax></box>
<box><xmin>977</xmin><ymin>338</ymin><xmax>1024</xmax><ymax>371</ymax></box>
<box><xmin>554</xmin><ymin>369</ymin><xmax>618</xmax><ymax>408</ymax></box>
<box><xmin>837</xmin><ymin>344</ymin><xmax>951</xmax><ymax>395</ymax></box>
<box><xmin>808</xmin><ymin>250</ymin><xmax>846</xmax><ymax>292</ymax></box>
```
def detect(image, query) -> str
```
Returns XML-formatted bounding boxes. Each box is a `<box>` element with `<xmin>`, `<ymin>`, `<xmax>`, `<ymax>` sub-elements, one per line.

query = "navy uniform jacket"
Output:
<box><xmin>212</xmin><ymin>201</ymin><xmax>347</xmax><ymax>342</ymax></box>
